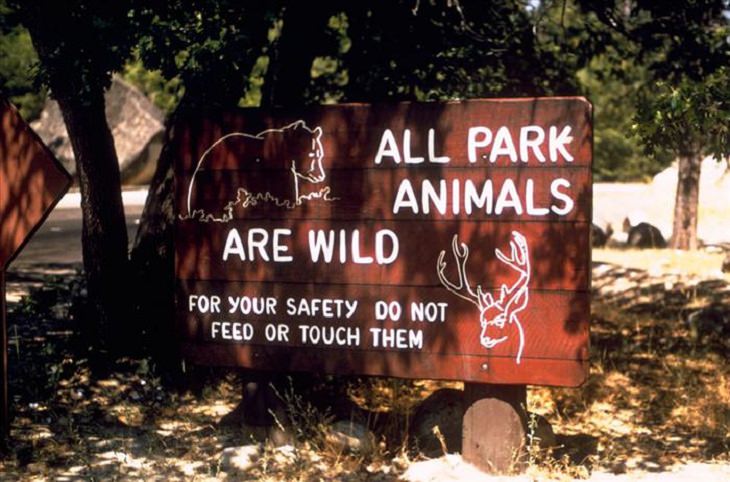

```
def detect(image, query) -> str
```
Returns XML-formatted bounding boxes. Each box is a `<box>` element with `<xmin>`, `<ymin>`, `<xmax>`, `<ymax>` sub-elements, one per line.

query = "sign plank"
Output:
<box><xmin>1</xmin><ymin>99</ymin><xmax>72</xmax><ymax>267</ymax></box>
<box><xmin>174</xmin><ymin>98</ymin><xmax>591</xmax><ymax>387</ymax></box>
<box><xmin>0</xmin><ymin>97</ymin><xmax>72</xmax><ymax>437</ymax></box>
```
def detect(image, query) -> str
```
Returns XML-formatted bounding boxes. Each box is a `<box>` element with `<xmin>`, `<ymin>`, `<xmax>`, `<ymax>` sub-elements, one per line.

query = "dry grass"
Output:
<box><xmin>526</xmin><ymin>249</ymin><xmax>730</xmax><ymax>477</ymax></box>
<box><xmin>1</xmin><ymin>252</ymin><xmax>729</xmax><ymax>480</ymax></box>
<box><xmin>593</xmin><ymin>248</ymin><xmax>729</xmax><ymax>280</ymax></box>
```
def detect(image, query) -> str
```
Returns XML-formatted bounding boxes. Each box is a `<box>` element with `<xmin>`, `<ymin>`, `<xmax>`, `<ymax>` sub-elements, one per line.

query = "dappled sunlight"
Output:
<box><xmin>1</xmin><ymin>247</ymin><xmax>728</xmax><ymax>479</ymax></box>
<box><xmin>188</xmin><ymin>400</ymin><xmax>237</xmax><ymax>418</ymax></box>
<box><xmin>528</xmin><ymin>254</ymin><xmax>730</xmax><ymax>474</ymax></box>
<box><xmin>593</xmin><ymin>248</ymin><xmax>729</xmax><ymax>280</ymax></box>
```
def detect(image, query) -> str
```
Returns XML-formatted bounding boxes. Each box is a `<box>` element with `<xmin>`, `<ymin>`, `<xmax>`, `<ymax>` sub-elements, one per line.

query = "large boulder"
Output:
<box><xmin>650</xmin><ymin>157</ymin><xmax>729</xmax><ymax>245</ymax></box>
<box><xmin>651</xmin><ymin>156</ymin><xmax>728</xmax><ymax>197</ymax></box>
<box><xmin>594</xmin><ymin>158</ymin><xmax>730</xmax><ymax>249</ymax></box>
<box><xmin>325</xmin><ymin>420</ymin><xmax>374</xmax><ymax>455</ymax></box>
<box><xmin>410</xmin><ymin>388</ymin><xmax>464</xmax><ymax>457</ymax></box>
<box><xmin>31</xmin><ymin>76</ymin><xmax>164</xmax><ymax>185</ymax></box>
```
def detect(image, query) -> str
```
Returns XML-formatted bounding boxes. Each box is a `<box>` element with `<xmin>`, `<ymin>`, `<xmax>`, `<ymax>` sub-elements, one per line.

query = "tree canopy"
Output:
<box><xmin>0</xmin><ymin>0</ymin><xmax>44</xmax><ymax>119</ymax></box>
<box><xmin>576</xmin><ymin>0</ymin><xmax>729</xmax><ymax>248</ymax></box>
<box><xmin>8</xmin><ymin>1</ymin><xmax>725</xmax><ymax>182</ymax></box>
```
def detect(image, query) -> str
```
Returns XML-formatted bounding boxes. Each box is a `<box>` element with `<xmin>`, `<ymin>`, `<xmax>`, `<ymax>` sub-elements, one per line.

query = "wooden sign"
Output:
<box><xmin>174</xmin><ymin>98</ymin><xmax>591</xmax><ymax>387</ymax></box>
<box><xmin>0</xmin><ymin>97</ymin><xmax>72</xmax><ymax>436</ymax></box>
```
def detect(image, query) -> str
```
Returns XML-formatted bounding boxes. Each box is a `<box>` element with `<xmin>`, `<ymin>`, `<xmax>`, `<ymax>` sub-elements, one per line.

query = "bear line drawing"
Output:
<box><xmin>183</xmin><ymin>120</ymin><xmax>336</xmax><ymax>222</ymax></box>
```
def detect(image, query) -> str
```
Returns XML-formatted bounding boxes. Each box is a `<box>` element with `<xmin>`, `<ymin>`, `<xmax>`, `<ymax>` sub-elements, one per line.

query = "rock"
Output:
<box><xmin>686</xmin><ymin>306</ymin><xmax>730</xmax><ymax>343</ymax></box>
<box><xmin>622</xmin><ymin>211</ymin><xmax>648</xmax><ymax>233</ymax></box>
<box><xmin>652</xmin><ymin>157</ymin><xmax>728</xmax><ymax>198</ymax></box>
<box><xmin>273</xmin><ymin>444</ymin><xmax>297</xmax><ymax>465</ymax></box>
<box><xmin>219</xmin><ymin>444</ymin><xmax>261</xmax><ymax>473</ymax></box>
<box><xmin>31</xmin><ymin>76</ymin><xmax>165</xmax><ymax>185</ymax></box>
<box><xmin>26</xmin><ymin>462</ymin><xmax>47</xmax><ymax>474</ymax></box>
<box><xmin>650</xmin><ymin>157</ymin><xmax>730</xmax><ymax>245</ymax></box>
<box><xmin>627</xmin><ymin>222</ymin><xmax>667</xmax><ymax>248</ymax></box>
<box><xmin>410</xmin><ymin>388</ymin><xmax>464</xmax><ymax>457</ymax></box>
<box><xmin>266</xmin><ymin>424</ymin><xmax>294</xmax><ymax>447</ymax></box>
<box><xmin>219</xmin><ymin>420</ymin><xmax>293</xmax><ymax>447</ymax></box>
<box><xmin>326</xmin><ymin>420</ymin><xmax>374</xmax><ymax>455</ymax></box>
<box><xmin>217</xmin><ymin>380</ymin><xmax>294</xmax><ymax>447</ymax></box>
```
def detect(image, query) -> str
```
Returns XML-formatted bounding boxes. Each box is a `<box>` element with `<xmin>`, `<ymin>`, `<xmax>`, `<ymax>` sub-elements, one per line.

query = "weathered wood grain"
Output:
<box><xmin>173</xmin><ymin>97</ymin><xmax>592</xmax><ymax>387</ymax></box>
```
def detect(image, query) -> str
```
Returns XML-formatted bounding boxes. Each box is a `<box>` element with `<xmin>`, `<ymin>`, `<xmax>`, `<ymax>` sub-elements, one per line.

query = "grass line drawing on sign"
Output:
<box><xmin>437</xmin><ymin>231</ymin><xmax>531</xmax><ymax>363</ymax></box>
<box><xmin>183</xmin><ymin>120</ymin><xmax>337</xmax><ymax>222</ymax></box>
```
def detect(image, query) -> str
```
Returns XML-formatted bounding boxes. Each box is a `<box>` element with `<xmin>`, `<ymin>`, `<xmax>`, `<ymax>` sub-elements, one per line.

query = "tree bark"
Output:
<box><xmin>129</xmin><ymin>112</ymin><xmax>178</xmax><ymax>375</ymax></box>
<box><xmin>56</xmin><ymin>92</ymin><xmax>130</xmax><ymax>356</ymax></box>
<box><xmin>262</xmin><ymin>0</ymin><xmax>335</xmax><ymax>108</ymax></box>
<box><xmin>20</xmin><ymin>2</ymin><xmax>133</xmax><ymax>360</ymax></box>
<box><xmin>131</xmin><ymin>2</ymin><xmax>333</xmax><ymax>374</ymax></box>
<box><xmin>670</xmin><ymin>152</ymin><xmax>702</xmax><ymax>250</ymax></box>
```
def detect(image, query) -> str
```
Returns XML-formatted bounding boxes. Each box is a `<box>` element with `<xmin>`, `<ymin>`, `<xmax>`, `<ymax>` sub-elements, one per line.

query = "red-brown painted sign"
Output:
<box><xmin>1</xmin><ymin>97</ymin><xmax>72</xmax><ymax>435</ymax></box>
<box><xmin>174</xmin><ymin>98</ymin><xmax>591</xmax><ymax>387</ymax></box>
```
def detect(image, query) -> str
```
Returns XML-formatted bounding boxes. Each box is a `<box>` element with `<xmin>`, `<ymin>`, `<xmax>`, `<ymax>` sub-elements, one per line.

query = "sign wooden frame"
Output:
<box><xmin>173</xmin><ymin>97</ymin><xmax>592</xmax><ymax>388</ymax></box>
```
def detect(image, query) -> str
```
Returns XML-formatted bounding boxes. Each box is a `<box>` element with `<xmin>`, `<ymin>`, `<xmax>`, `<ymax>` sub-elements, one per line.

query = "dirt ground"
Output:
<box><xmin>0</xmin><ymin>248</ymin><xmax>728</xmax><ymax>481</ymax></box>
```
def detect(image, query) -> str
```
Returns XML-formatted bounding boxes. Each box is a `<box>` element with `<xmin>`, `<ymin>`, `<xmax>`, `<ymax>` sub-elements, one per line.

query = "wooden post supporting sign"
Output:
<box><xmin>0</xmin><ymin>97</ymin><xmax>72</xmax><ymax>440</ymax></box>
<box><xmin>463</xmin><ymin>383</ymin><xmax>527</xmax><ymax>473</ymax></box>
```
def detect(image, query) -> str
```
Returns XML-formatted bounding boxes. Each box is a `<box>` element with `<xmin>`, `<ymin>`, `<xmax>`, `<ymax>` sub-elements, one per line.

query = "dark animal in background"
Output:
<box><xmin>627</xmin><ymin>222</ymin><xmax>667</xmax><ymax>248</ymax></box>
<box><xmin>591</xmin><ymin>223</ymin><xmax>613</xmax><ymax>247</ymax></box>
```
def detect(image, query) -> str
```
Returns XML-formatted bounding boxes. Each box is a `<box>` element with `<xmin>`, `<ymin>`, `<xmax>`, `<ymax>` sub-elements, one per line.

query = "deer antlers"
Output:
<box><xmin>437</xmin><ymin>231</ymin><xmax>531</xmax><ymax>363</ymax></box>
<box><xmin>436</xmin><ymin>235</ymin><xmax>483</xmax><ymax>306</ymax></box>
<box><xmin>492</xmin><ymin>231</ymin><xmax>530</xmax><ymax>318</ymax></box>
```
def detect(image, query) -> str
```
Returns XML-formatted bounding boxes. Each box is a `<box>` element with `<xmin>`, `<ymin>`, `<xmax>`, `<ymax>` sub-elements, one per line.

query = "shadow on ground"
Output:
<box><xmin>531</xmin><ymin>261</ymin><xmax>729</xmax><ymax>474</ymax></box>
<box><xmin>1</xmin><ymin>260</ymin><xmax>728</xmax><ymax>479</ymax></box>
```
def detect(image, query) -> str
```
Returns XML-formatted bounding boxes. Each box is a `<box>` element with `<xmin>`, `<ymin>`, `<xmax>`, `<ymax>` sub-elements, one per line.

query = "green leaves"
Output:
<box><xmin>9</xmin><ymin>0</ymin><xmax>137</xmax><ymax>104</ymax></box>
<box><xmin>571</xmin><ymin>0</ymin><xmax>730</xmax><ymax>178</ymax></box>
<box><xmin>634</xmin><ymin>67</ymin><xmax>730</xmax><ymax>159</ymax></box>
<box><xmin>131</xmin><ymin>0</ymin><xmax>275</xmax><ymax>108</ymax></box>
<box><xmin>0</xmin><ymin>22</ymin><xmax>45</xmax><ymax>120</ymax></box>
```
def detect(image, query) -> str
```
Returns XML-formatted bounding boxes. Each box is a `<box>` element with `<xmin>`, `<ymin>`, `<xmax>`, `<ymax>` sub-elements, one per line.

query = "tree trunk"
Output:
<box><xmin>670</xmin><ymin>152</ymin><xmax>702</xmax><ymax>250</ymax></box>
<box><xmin>131</xmin><ymin>2</ymin><xmax>333</xmax><ymax>372</ymax></box>
<box><xmin>262</xmin><ymin>0</ymin><xmax>335</xmax><ymax>108</ymax></box>
<box><xmin>129</xmin><ymin>113</ymin><xmax>178</xmax><ymax>376</ymax></box>
<box><xmin>56</xmin><ymin>92</ymin><xmax>130</xmax><ymax>357</ymax></box>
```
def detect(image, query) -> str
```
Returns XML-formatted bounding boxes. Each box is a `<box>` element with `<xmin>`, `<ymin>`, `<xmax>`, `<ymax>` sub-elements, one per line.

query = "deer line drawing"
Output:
<box><xmin>436</xmin><ymin>231</ymin><xmax>531</xmax><ymax>364</ymax></box>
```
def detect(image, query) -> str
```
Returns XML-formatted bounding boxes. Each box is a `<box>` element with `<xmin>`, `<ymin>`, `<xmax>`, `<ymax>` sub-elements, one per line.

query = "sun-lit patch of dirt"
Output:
<box><xmin>593</xmin><ymin>248</ymin><xmax>729</xmax><ymax>280</ymax></box>
<box><xmin>0</xmin><ymin>273</ymin><xmax>413</xmax><ymax>480</ymax></box>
